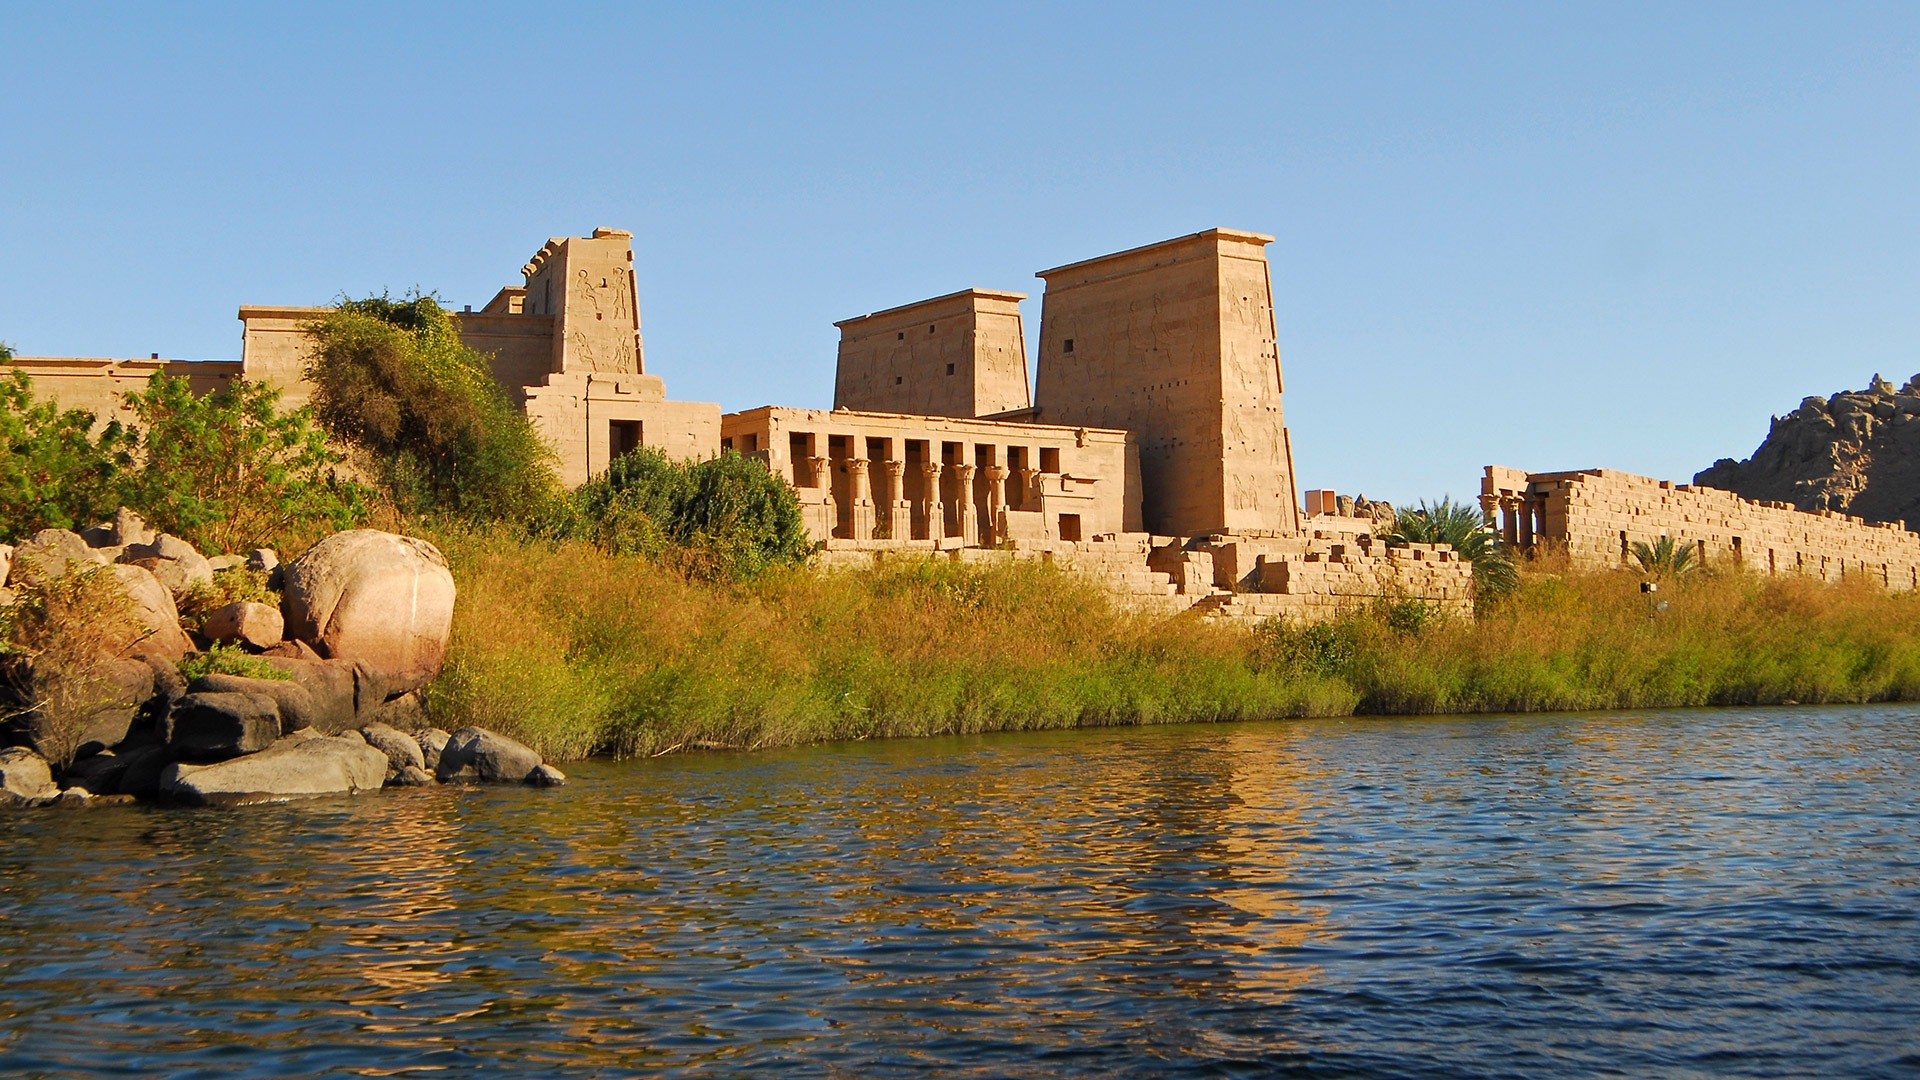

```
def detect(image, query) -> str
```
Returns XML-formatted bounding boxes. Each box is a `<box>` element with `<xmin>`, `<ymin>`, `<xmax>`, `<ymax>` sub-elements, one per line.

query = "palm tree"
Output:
<box><xmin>1630</xmin><ymin>535</ymin><xmax>1699</xmax><ymax>578</ymax></box>
<box><xmin>1382</xmin><ymin>496</ymin><xmax>1518</xmax><ymax>602</ymax></box>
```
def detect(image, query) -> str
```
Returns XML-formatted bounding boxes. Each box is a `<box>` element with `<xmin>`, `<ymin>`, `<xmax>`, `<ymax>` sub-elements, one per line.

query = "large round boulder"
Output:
<box><xmin>109</xmin><ymin>564</ymin><xmax>194</xmax><ymax>661</ymax></box>
<box><xmin>280</xmin><ymin>531</ymin><xmax>456</xmax><ymax>697</ymax></box>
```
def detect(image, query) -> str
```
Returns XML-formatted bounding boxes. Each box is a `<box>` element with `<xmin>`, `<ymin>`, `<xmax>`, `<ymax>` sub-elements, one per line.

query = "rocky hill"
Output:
<box><xmin>1694</xmin><ymin>374</ymin><xmax>1920</xmax><ymax>528</ymax></box>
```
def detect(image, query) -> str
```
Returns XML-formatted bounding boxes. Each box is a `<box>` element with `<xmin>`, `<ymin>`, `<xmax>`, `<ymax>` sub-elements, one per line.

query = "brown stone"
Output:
<box><xmin>280</xmin><ymin>531</ymin><xmax>455</xmax><ymax>697</ymax></box>
<box><xmin>200</xmin><ymin>601</ymin><xmax>284</xmax><ymax>652</ymax></box>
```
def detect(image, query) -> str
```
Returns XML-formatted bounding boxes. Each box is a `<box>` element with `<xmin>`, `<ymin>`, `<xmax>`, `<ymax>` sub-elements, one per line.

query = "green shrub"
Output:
<box><xmin>177</xmin><ymin>644</ymin><xmax>291</xmax><ymax>683</ymax></box>
<box><xmin>556</xmin><ymin>448</ymin><xmax>814</xmax><ymax>581</ymax></box>
<box><xmin>0</xmin><ymin>360</ymin><xmax>364</xmax><ymax>553</ymax></box>
<box><xmin>1631</xmin><ymin>535</ymin><xmax>1701</xmax><ymax>578</ymax></box>
<box><xmin>175</xmin><ymin>568</ymin><xmax>279</xmax><ymax>635</ymax></box>
<box><xmin>1385</xmin><ymin>496</ymin><xmax>1518</xmax><ymax>606</ymax></box>
<box><xmin>120</xmin><ymin>375</ymin><xmax>368</xmax><ymax>554</ymax></box>
<box><xmin>304</xmin><ymin>294</ymin><xmax>560</xmax><ymax>522</ymax></box>
<box><xmin>0</xmin><ymin>365</ymin><xmax>139</xmax><ymax>539</ymax></box>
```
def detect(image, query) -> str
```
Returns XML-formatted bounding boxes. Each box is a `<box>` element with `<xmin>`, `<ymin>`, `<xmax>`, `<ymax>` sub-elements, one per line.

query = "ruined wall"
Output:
<box><xmin>832</xmin><ymin>289</ymin><xmax>1031</xmax><ymax>418</ymax></box>
<box><xmin>3</xmin><ymin>356</ymin><xmax>243</xmax><ymax>423</ymax></box>
<box><xmin>238</xmin><ymin>306</ymin><xmax>554</xmax><ymax>410</ymax></box>
<box><xmin>1032</xmin><ymin>229</ymin><xmax>1299</xmax><ymax>538</ymax></box>
<box><xmin>1485</xmin><ymin>466</ymin><xmax>1920</xmax><ymax>589</ymax></box>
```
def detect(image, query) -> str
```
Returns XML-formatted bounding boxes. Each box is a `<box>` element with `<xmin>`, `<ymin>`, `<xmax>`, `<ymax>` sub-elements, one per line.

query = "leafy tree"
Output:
<box><xmin>1630</xmin><ymin>535</ymin><xmax>1700</xmax><ymax>579</ymax></box>
<box><xmin>121</xmin><ymin>375</ymin><xmax>368</xmax><ymax>554</ymax></box>
<box><xmin>0</xmin><ymin>363</ymin><xmax>138</xmax><ymax>538</ymax></box>
<box><xmin>1384</xmin><ymin>496</ymin><xmax>1518</xmax><ymax>605</ymax></box>
<box><xmin>561</xmin><ymin>448</ymin><xmax>814</xmax><ymax>581</ymax></box>
<box><xmin>304</xmin><ymin>293</ymin><xmax>560</xmax><ymax>521</ymax></box>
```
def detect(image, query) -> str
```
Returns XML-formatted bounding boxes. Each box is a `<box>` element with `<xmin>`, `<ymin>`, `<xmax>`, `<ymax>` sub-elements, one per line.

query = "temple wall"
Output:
<box><xmin>1032</xmin><ymin>229</ymin><xmax>1299</xmax><ymax>537</ymax></box>
<box><xmin>4</xmin><ymin>356</ymin><xmax>243</xmax><ymax>424</ymax></box>
<box><xmin>833</xmin><ymin>289</ymin><xmax>1031</xmax><ymax>418</ymax></box>
<box><xmin>1485</xmin><ymin>466</ymin><xmax>1920</xmax><ymax>589</ymax></box>
<box><xmin>526</xmin><ymin>373</ymin><xmax>721</xmax><ymax>486</ymax></box>
<box><xmin>722</xmin><ymin>406</ymin><xmax>1139</xmax><ymax>547</ymax></box>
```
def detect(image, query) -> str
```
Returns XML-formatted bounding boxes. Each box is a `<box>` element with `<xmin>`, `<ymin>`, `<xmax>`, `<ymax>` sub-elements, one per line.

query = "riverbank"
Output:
<box><xmin>422</xmin><ymin>527</ymin><xmax>1920</xmax><ymax>761</ymax></box>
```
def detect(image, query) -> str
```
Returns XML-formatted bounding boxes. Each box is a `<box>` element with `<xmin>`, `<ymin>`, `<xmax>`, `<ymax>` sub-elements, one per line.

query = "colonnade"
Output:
<box><xmin>804</xmin><ymin>453</ymin><xmax>1050</xmax><ymax>544</ymax></box>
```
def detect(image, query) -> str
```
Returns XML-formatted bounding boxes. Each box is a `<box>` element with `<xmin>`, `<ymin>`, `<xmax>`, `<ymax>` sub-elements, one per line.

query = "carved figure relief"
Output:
<box><xmin>570</xmin><ymin>329</ymin><xmax>597</xmax><ymax>371</ymax></box>
<box><xmin>611</xmin><ymin>270</ymin><xmax>632</xmax><ymax>324</ymax></box>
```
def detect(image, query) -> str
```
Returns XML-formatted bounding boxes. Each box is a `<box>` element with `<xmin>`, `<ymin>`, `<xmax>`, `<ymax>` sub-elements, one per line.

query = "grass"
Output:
<box><xmin>420</xmin><ymin>528</ymin><xmax>1920</xmax><ymax>762</ymax></box>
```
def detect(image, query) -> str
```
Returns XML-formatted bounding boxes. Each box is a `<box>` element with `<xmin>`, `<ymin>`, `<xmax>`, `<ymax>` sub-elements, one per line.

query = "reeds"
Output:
<box><xmin>422</xmin><ymin>528</ymin><xmax>1920</xmax><ymax>761</ymax></box>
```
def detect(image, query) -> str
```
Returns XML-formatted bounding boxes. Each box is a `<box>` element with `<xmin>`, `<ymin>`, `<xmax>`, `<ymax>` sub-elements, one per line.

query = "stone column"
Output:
<box><xmin>848</xmin><ymin>457</ymin><xmax>876</xmax><ymax>541</ymax></box>
<box><xmin>882</xmin><ymin>460</ymin><xmax>909</xmax><ymax>542</ymax></box>
<box><xmin>918</xmin><ymin>462</ymin><xmax>944</xmax><ymax>540</ymax></box>
<box><xmin>951</xmin><ymin>463</ymin><xmax>978</xmax><ymax>546</ymax></box>
<box><xmin>809</xmin><ymin>456</ymin><xmax>836</xmax><ymax>541</ymax></box>
<box><xmin>983</xmin><ymin>464</ymin><xmax>1009</xmax><ymax>546</ymax></box>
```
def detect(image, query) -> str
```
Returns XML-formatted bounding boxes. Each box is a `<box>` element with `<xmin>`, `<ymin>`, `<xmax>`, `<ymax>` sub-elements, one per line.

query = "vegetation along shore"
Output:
<box><xmin>6</xmin><ymin>298</ymin><xmax>1920</xmax><ymax>775</ymax></box>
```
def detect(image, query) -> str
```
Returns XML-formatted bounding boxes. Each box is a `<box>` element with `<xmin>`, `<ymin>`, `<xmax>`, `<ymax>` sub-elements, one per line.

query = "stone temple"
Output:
<box><xmin>5</xmin><ymin>226</ymin><xmax>1491</xmax><ymax>619</ymax></box>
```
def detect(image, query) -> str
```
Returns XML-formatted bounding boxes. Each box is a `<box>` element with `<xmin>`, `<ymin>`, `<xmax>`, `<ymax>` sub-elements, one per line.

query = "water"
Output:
<box><xmin>3</xmin><ymin>706</ymin><xmax>1918</xmax><ymax>1077</ymax></box>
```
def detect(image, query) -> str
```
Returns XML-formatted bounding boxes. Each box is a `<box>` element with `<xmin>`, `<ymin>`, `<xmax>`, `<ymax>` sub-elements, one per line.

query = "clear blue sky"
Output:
<box><xmin>2</xmin><ymin>3</ymin><xmax>1914</xmax><ymax>503</ymax></box>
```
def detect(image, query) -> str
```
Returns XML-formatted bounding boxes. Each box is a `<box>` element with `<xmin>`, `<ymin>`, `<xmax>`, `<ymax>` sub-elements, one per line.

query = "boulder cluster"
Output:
<box><xmin>1695</xmin><ymin>373</ymin><xmax>1920</xmax><ymax>528</ymax></box>
<box><xmin>0</xmin><ymin>514</ymin><xmax>564</xmax><ymax>808</ymax></box>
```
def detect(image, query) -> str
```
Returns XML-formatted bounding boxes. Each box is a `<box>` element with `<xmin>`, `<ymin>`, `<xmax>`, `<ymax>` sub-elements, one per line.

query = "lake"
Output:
<box><xmin>2</xmin><ymin>706</ymin><xmax>1917</xmax><ymax>1077</ymax></box>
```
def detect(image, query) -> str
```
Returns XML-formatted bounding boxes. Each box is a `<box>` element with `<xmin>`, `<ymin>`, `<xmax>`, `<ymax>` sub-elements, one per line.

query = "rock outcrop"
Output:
<box><xmin>437</xmin><ymin>726</ymin><xmax>544</xmax><ymax>784</ymax></box>
<box><xmin>281</xmin><ymin>531</ymin><xmax>457</xmax><ymax>697</ymax></box>
<box><xmin>159</xmin><ymin>732</ymin><xmax>391</xmax><ymax>806</ymax></box>
<box><xmin>0</xmin><ymin>747</ymin><xmax>60</xmax><ymax>807</ymax></box>
<box><xmin>1696</xmin><ymin>374</ymin><xmax>1920</xmax><ymax>527</ymax></box>
<box><xmin>1</xmin><ymin>519</ymin><xmax>572</xmax><ymax>810</ymax></box>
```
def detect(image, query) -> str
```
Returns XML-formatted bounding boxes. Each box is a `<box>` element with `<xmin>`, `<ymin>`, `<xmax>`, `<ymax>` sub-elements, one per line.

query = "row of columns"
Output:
<box><xmin>1479</xmin><ymin>492</ymin><xmax>1547</xmax><ymax>549</ymax></box>
<box><xmin>811</xmin><ymin>456</ymin><xmax>1044</xmax><ymax>544</ymax></box>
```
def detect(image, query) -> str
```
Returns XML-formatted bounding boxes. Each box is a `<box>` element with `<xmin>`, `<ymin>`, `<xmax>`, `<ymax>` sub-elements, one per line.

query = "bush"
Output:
<box><xmin>175</xmin><ymin>568</ymin><xmax>278</xmax><ymax>636</ymax></box>
<box><xmin>0</xmin><ymin>563</ymin><xmax>146</xmax><ymax>769</ymax></box>
<box><xmin>556</xmin><ymin>448</ymin><xmax>815</xmax><ymax>581</ymax></box>
<box><xmin>304</xmin><ymin>294</ymin><xmax>560</xmax><ymax>522</ymax></box>
<box><xmin>0</xmin><ymin>361</ymin><xmax>364</xmax><ymax>553</ymax></box>
<box><xmin>120</xmin><ymin>375</ymin><xmax>369</xmax><ymax>554</ymax></box>
<box><xmin>177</xmin><ymin>644</ymin><xmax>292</xmax><ymax>683</ymax></box>
<box><xmin>1385</xmin><ymin>496</ymin><xmax>1518</xmax><ymax>605</ymax></box>
<box><xmin>0</xmin><ymin>365</ymin><xmax>139</xmax><ymax>539</ymax></box>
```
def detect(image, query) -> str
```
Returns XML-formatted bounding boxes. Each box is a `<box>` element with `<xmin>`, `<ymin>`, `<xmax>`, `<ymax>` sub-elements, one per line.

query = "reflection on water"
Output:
<box><xmin>3</xmin><ymin>706</ymin><xmax>1918</xmax><ymax>1077</ymax></box>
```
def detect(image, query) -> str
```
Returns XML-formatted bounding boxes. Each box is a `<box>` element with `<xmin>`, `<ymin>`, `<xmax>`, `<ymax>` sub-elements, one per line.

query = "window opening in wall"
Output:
<box><xmin>895</xmin><ymin>376</ymin><xmax>903</xmax><ymax>384</ymax></box>
<box><xmin>722</xmin><ymin>436</ymin><xmax>734</xmax><ymax>450</ymax></box>
<box><xmin>1040</xmin><ymin>447</ymin><xmax>1061</xmax><ymax>472</ymax></box>
<box><xmin>1063</xmin><ymin>338</ymin><xmax>1074</xmax><ymax>354</ymax></box>
<box><xmin>866</xmin><ymin>436</ymin><xmax>890</xmax><ymax>463</ymax></box>
<box><xmin>1059</xmin><ymin>513</ymin><xmax>1082</xmax><ymax>542</ymax></box>
<box><xmin>946</xmin><ymin>363</ymin><xmax>955</xmax><ymax>376</ymax></box>
<box><xmin>610</xmin><ymin>420</ymin><xmax>642</xmax><ymax>460</ymax></box>
<box><xmin>975</xmin><ymin>444</ymin><xmax>995</xmax><ymax>468</ymax></box>
<box><xmin>906</xmin><ymin>440</ymin><xmax>927</xmax><ymax>464</ymax></box>
<box><xmin>744</xmin><ymin>433</ymin><xmax>759</xmax><ymax>452</ymax></box>
<box><xmin>929</xmin><ymin>324</ymin><xmax>936</xmax><ymax>334</ymax></box>
<box><xmin>941</xmin><ymin>442</ymin><xmax>961</xmax><ymax>465</ymax></box>
<box><xmin>790</xmin><ymin>432</ymin><xmax>813</xmax><ymax>485</ymax></box>
<box><xmin>897</xmin><ymin>332</ymin><xmax>904</xmax><ymax>340</ymax></box>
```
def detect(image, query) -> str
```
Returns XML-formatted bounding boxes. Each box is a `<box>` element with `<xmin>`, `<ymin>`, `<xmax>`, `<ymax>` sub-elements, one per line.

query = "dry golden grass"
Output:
<box><xmin>421</xmin><ymin>527</ymin><xmax>1920</xmax><ymax>761</ymax></box>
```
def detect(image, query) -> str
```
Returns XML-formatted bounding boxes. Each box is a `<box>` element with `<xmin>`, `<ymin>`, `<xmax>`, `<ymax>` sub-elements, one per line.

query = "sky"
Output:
<box><xmin>2</xmin><ymin>3</ymin><xmax>1915</xmax><ymax>504</ymax></box>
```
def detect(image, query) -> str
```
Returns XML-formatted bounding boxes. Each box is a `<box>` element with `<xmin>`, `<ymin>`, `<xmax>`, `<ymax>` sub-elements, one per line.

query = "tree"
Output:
<box><xmin>1630</xmin><ymin>535</ymin><xmax>1699</xmax><ymax>579</ymax></box>
<box><xmin>561</xmin><ymin>448</ymin><xmax>814</xmax><ymax>580</ymax></box>
<box><xmin>1384</xmin><ymin>496</ymin><xmax>1518</xmax><ymax>604</ymax></box>
<box><xmin>304</xmin><ymin>294</ymin><xmax>560</xmax><ymax>522</ymax></box>
<box><xmin>0</xmin><ymin>363</ymin><xmax>138</xmax><ymax>539</ymax></box>
<box><xmin>119</xmin><ymin>375</ymin><xmax>368</xmax><ymax>554</ymax></box>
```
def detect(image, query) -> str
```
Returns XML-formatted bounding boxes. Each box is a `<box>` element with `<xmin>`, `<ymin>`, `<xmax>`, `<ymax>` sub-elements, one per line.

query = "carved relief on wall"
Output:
<box><xmin>1232</xmin><ymin>473</ymin><xmax>1264</xmax><ymax>511</ymax></box>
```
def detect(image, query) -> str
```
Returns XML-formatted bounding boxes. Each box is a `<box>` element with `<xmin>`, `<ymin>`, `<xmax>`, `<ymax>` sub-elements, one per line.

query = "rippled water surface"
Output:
<box><xmin>4</xmin><ymin>707</ymin><xmax>1919</xmax><ymax>1077</ymax></box>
